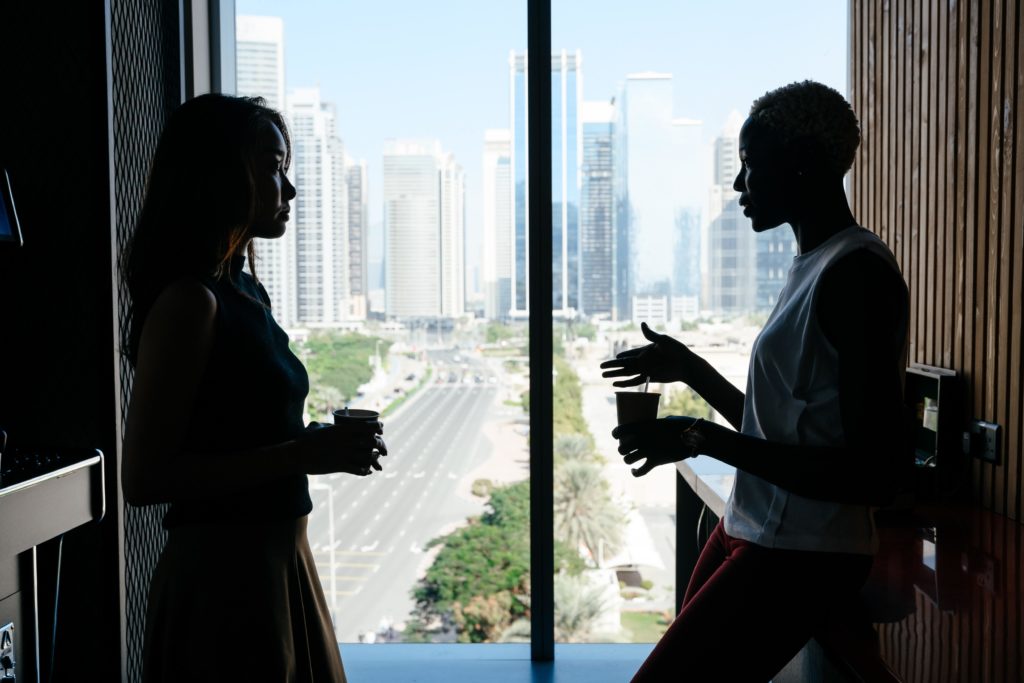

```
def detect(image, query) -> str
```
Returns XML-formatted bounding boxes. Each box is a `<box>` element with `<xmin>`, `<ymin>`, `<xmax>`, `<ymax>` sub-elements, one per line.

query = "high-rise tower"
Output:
<box><xmin>345</xmin><ymin>157</ymin><xmax>368</xmax><ymax>320</ymax></box>
<box><xmin>614</xmin><ymin>73</ymin><xmax>702</xmax><ymax>322</ymax></box>
<box><xmin>482</xmin><ymin>129</ymin><xmax>512</xmax><ymax>320</ymax></box>
<box><xmin>383</xmin><ymin>140</ymin><xmax>464</xmax><ymax>319</ymax></box>
<box><xmin>287</xmin><ymin>87</ymin><xmax>349</xmax><ymax>324</ymax></box>
<box><xmin>580</xmin><ymin>100</ymin><xmax>614</xmax><ymax>319</ymax></box>
<box><xmin>509</xmin><ymin>49</ymin><xmax>582</xmax><ymax>318</ymax></box>
<box><xmin>704</xmin><ymin>111</ymin><xmax>755</xmax><ymax>315</ymax></box>
<box><xmin>236</xmin><ymin>15</ymin><xmax>297</xmax><ymax>327</ymax></box>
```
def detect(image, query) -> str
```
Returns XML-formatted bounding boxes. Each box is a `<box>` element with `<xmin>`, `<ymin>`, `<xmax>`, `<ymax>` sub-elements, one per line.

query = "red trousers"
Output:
<box><xmin>631</xmin><ymin>520</ymin><xmax>873</xmax><ymax>683</ymax></box>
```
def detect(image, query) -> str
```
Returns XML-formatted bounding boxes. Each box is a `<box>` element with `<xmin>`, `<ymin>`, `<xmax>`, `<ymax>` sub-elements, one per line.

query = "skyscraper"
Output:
<box><xmin>704</xmin><ymin>111</ymin><xmax>756</xmax><ymax>315</ymax></box>
<box><xmin>672</xmin><ymin>117</ymin><xmax>703</xmax><ymax>320</ymax></box>
<box><xmin>482</xmin><ymin>129</ymin><xmax>512</xmax><ymax>320</ymax></box>
<box><xmin>236</xmin><ymin>15</ymin><xmax>284</xmax><ymax>109</ymax></box>
<box><xmin>509</xmin><ymin>49</ymin><xmax>582</xmax><ymax>318</ymax></box>
<box><xmin>287</xmin><ymin>87</ymin><xmax>349</xmax><ymax>325</ymax></box>
<box><xmin>614</xmin><ymin>73</ymin><xmax>701</xmax><ymax>322</ymax></box>
<box><xmin>383</xmin><ymin>140</ymin><xmax>464</xmax><ymax>319</ymax></box>
<box><xmin>755</xmin><ymin>228</ymin><xmax>796</xmax><ymax>311</ymax></box>
<box><xmin>439</xmin><ymin>153</ymin><xmax>466</xmax><ymax>317</ymax></box>
<box><xmin>236</xmin><ymin>15</ymin><xmax>296</xmax><ymax>327</ymax></box>
<box><xmin>345</xmin><ymin>157</ymin><xmax>368</xmax><ymax>319</ymax></box>
<box><xmin>580</xmin><ymin>100</ymin><xmax>614</xmax><ymax>319</ymax></box>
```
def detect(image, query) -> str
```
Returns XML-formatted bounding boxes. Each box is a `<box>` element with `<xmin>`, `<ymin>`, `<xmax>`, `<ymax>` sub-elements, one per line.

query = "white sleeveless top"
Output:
<box><xmin>722</xmin><ymin>226</ymin><xmax>905</xmax><ymax>555</ymax></box>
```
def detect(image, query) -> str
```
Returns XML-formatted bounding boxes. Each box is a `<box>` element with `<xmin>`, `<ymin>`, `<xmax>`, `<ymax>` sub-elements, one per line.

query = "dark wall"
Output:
<box><xmin>0</xmin><ymin>1</ymin><xmax>122</xmax><ymax>680</ymax></box>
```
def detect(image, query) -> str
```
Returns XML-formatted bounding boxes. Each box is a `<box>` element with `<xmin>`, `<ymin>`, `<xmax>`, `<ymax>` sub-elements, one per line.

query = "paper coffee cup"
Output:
<box><xmin>332</xmin><ymin>407</ymin><xmax>381</xmax><ymax>425</ymax></box>
<box><xmin>615</xmin><ymin>391</ymin><xmax>661</xmax><ymax>425</ymax></box>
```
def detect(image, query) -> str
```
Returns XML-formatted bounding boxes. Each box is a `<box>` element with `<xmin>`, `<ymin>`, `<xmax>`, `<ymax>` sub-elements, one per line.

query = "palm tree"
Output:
<box><xmin>553</xmin><ymin>434</ymin><xmax>592</xmax><ymax>463</ymax></box>
<box><xmin>554</xmin><ymin>460</ymin><xmax>625</xmax><ymax>563</ymax></box>
<box><xmin>553</xmin><ymin>573</ymin><xmax>611</xmax><ymax>643</ymax></box>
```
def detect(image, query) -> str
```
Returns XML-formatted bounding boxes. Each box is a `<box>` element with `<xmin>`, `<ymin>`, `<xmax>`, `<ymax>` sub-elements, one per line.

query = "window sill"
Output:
<box><xmin>339</xmin><ymin>643</ymin><xmax>654</xmax><ymax>682</ymax></box>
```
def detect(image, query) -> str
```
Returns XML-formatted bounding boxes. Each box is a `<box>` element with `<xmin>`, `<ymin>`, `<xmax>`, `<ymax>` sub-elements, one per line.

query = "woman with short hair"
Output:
<box><xmin>603</xmin><ymin>80</ymin><xmax>910</xmax><ymax>682</ymax></box>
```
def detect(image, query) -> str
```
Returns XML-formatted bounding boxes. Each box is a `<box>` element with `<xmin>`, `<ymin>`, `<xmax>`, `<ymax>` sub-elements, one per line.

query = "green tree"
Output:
<box><xmin>300</xmin><ymin>331</ymin><xmax>391</xmax><ymax>403</ymax></box>
<box><xmin>659</xmin><ymin>386</ymin><xmax>712</xmax><ymax>420</ymax></box>
<box><xmin>499</xmin><ymin>574</ymin><xmax>614</xmax><ymax>643</ymax></box>
<box><xmin>554</xmin><ymin>460</ymin><xmax>625</xmax><ymax>562</ymax></box>
<box><xmin>553</xmin><ymin>355</ymin><xmax>589</xmax><ymax>439</ymax></box>
<box><xmin>408</xmin><ymin>480</ymin><xmax>585</xmax><ymax>643</ymax></box>
<box><xmin>485</xmin><ymin>322</ymin><xmax>523</xmax><ymax>344</ymax></box>
<box><xmin>306</xmin><ymin>384</ymin><xmax>344</xmax><ymax>422</ymax></box>
<box><xmin>553</xmin><ymin>434</ymin><xmax>594</xmax><ymax>464</ymax></box>
<box><xmin>554</xmin><ymin>573</ymin><xmax>611</xmax><ymax>643</ymax></box>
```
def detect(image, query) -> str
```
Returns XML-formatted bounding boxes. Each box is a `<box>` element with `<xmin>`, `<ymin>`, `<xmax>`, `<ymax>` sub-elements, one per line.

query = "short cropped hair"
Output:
<box><xmin>748</xmin><ymin>80</ymin><xmax>860</xmax><ymax>177</ymax></box>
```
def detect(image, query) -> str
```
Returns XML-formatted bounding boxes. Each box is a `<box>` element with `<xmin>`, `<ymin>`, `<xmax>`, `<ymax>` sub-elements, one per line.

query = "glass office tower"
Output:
<box><xmin>509</xmin><ymin>49</ymin><xmax>582</xmax><ymax>317</ymax></box>
<box><xmin>580</xmin><ymin>100</ymin><xmax>614</xmax><ymax>318</ymax></box>
<box><xmin>614</xmin><ymin>73</ymin><xmax>693</xmax><ymax>320</ymax></box>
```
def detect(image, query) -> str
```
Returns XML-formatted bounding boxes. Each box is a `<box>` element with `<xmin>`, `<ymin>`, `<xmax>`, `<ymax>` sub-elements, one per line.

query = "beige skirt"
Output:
<box><xmin>142</xmin><ymin>515</ymin><xmax>347</xmax><ymax>682</ymax></box>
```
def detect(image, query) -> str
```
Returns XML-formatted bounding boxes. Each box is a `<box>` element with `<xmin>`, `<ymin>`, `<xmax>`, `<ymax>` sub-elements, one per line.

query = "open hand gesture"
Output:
<box><xmin>600</xmin><ymin>322</ymin><xmax>697</xmax><ymax>388</ymax></box>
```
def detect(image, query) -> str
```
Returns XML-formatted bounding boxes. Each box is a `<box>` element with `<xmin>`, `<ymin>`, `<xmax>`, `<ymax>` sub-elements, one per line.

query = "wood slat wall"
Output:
<box><xmin>873</xmin><ymin>515</ymin><xmax>1023</xmax><ymax>682</ymax></box>
<box><xmin>850</xmin><ymin>0</ymin><xmax>1024</xmax><ymax>520</ymax></box>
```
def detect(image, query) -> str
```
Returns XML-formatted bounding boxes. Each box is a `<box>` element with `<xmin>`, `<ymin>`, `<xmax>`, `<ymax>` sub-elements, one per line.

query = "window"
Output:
<box><xmin>231</xmin><ymin>0</ymin><xmax>846</xmax><ymax>656</ymax></box>
<box><xmin>552</xmin><ymin>0</ymin><xmax>847</xmax><ymax>643</ymax></box>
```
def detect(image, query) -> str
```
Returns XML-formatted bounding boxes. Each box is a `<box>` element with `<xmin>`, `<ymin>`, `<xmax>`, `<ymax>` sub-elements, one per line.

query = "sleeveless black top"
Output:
<box><xmin>163</xmin><ymin>255</ymin><xmax>313</xmax><ymax>529</ymax></box>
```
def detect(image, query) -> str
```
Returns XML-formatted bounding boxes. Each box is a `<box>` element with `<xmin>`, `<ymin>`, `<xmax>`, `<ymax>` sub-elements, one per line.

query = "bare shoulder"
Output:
<box><xmin>139</xmin><ymin>278</ymin><xmax>218</xmax><ymax>358</ymax></box>
<box><xmin>147</xmin><ymin>278</ymin><xmax>217</xmax><ymax>328</ymax></box>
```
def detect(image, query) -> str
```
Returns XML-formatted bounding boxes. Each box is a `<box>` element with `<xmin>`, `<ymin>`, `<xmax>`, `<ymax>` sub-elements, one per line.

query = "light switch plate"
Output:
<box><xmin>967</xmin><ymin>420</ymin><xmax>1001</xmax><ymax>464</ymax></box>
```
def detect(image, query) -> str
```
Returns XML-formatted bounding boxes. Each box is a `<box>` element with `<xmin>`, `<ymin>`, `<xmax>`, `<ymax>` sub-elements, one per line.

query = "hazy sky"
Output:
<box><xmin>236</xmin><ymin>0</ymin><xmax>847</xmax><ymax>289</ymax></box>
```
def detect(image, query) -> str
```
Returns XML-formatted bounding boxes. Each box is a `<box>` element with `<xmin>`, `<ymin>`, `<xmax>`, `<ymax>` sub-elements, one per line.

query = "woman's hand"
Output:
<box><xmin>297</xmin><ymin>420</ymin><xmax>387</xmax><ymax>477</ymax></box>
<box><xmin>600</xmin><ymin>322</ymin><xmax>699</xmax><ymax>387</ymax></box>
<box><xmin>612</xmin><ymin>415</ymin><xmax>701</xmax><ymax>476</ymax></box>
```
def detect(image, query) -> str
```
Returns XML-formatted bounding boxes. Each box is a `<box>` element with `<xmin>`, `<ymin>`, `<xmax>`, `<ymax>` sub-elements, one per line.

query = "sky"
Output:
<box><xmin>236</xmin><ymin>0</ymin><xmax>847</xmax><ymax>292</ymax></box>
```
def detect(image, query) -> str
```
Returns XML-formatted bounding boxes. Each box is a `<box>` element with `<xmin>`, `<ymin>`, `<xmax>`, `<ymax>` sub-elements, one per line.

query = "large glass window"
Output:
<box><xmin>551</xmin><ymin>0</ymin><xmax>847</xmax><ymax>643</ymax></box>
<box><xmin>235</xmin><ymin>1</ymin><xmax>528</xmax><ymax>644</ymax></box>
<box><xmin>233</xmin><ymin>0</ymin><xmax>847</xmax><ymax>652</ymax></box>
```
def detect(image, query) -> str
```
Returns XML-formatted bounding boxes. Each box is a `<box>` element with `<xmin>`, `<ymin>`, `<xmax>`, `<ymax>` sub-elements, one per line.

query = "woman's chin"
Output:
<box><xmin>749</xmin><ymin>215</ymin><xmax>783</xmax><ymax>232</ymax></box>
<box><xmin>252</xmin><ymin>221</ymin><xmax>288</xmax><ymax>239</ymax></box>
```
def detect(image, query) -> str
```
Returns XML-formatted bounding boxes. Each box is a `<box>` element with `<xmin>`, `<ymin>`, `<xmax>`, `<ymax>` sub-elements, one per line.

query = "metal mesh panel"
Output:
<box><xmin>109</xmin><ymin>1</ymin><xmax>181</xmax><ymax>680</ymax></box>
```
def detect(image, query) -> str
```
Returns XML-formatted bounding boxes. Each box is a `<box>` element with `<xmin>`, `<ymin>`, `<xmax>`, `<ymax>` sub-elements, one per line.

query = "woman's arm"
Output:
<box><xmin>121</xmin><ymin>279</ymin><xmax>383</xmax><ymax>507</ymax></box>
<box><xmin>600</xmin><ymin>322</ymin><xmax>746</xmax><ymax>429</ymax></box>
<box><xmin>695</xmin><ymin>250</ymin><xmax>910</xmax><ymax>505</ymax></box>
<box><xmin>617</xmin><ymin>251</ymin><xmax>911</xmax><ymax>507</ymax></box>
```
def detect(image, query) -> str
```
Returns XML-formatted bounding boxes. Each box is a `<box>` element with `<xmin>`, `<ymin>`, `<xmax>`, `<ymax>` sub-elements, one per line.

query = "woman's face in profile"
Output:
<box><xmin>249</xmin><ymin>123</ymin><xmax>296</xmax><ymax>240</ymax></box>
<box><xmin>733</xmin><ymin>118</ymin><xmax>794</xmax><ymax>232</ymax></box>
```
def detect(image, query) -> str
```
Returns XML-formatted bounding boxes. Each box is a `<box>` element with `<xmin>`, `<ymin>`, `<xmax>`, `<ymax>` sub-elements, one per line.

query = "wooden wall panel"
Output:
<box><xmin>872</xmin><ymin>515</ymin><xmax>1023</xmax><ymax>682</ymax></box>
<box><xmin>851</xmin><ymin>0</ymin><xmax>1024</xmax><ymax>521</ymax></box>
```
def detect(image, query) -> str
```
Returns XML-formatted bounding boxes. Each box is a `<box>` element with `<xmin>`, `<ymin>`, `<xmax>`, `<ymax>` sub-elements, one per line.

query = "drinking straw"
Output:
<box><xmin>344</xmin><ymin>406</ymin><xmax>350</xmax><ymax>416</ymax></box>
<box><xmin>642</xmin><ymin>376</ymin><xmax>650</xmax><ymax>393</ymax></box>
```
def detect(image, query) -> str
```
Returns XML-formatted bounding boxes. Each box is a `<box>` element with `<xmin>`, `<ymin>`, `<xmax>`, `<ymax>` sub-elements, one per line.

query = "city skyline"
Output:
<box><xmin>237</xmin><ymin>0</ymin><xmax>846</xmax><ymax>317</ymax></box>
<box><xmin>236</xmin><ymin>6</ymin><xmax>840</xmax><ymax>326</ymax></box>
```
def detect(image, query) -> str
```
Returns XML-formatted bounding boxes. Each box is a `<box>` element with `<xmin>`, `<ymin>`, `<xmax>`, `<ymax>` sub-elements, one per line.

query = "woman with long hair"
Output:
<box><xmin>602</xmin><ymin>81</ymin><xmax>910</xmax><ymax>681</ymax></box>
<box><xmin>121</xmin><ymin>94</ymin><xmax>383</xmax><ymax>681</ymax></box>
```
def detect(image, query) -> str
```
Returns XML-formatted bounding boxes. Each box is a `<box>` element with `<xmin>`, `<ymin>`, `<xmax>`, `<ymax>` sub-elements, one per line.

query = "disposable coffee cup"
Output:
<box><xmin>332</xmin><ymin>407</ymin><xmax>381</xmax><ymax>426</ymax></box>
<box><xmin>615</xmin><ymin>391</ymin><xmax>661</xmax><ymax>425</ymax></box>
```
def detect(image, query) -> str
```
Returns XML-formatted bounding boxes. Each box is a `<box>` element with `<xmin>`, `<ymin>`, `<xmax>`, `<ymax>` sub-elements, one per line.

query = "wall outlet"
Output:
<box><xmin>964</xmin><ymin>420</ymin><xmax>1001</xmax><ymax>464</ymax></box>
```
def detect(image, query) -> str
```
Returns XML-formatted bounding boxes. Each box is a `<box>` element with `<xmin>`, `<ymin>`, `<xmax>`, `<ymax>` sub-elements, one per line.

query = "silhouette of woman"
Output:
<box><xmin>601</xmin><ymin>81</ymin><xmax>910</xmax><ymax>682</ymax></box>
<box><xmin>121</xmin><ymin>94</ymin><xmax>385</xmax><ymax>682</ymax></box>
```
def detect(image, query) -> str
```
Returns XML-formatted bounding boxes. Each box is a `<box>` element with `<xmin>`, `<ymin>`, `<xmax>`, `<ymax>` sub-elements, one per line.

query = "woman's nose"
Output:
<box><xmin>284</xmin><ymin>177</ymin><xmax>297</xmax><ymax>200</ymax></box>
<box><xmin>733</xmin><ymin>169</ymin><xmax>745</xmax><ymax>193</ymax></box>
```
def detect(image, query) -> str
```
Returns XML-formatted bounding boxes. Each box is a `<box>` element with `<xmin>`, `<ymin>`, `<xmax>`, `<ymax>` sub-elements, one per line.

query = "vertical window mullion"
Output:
<box><xmin>527</xmin><ymin>0</ymin><xmax>554</xmax><ymax>663</ymax></box>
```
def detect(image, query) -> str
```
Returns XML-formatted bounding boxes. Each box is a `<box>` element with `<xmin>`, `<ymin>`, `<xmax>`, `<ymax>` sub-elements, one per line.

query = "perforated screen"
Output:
<box><xmin>109</xmin><ymin>1</ymin><xmax>181</xmax><ymax>679</ymax></box>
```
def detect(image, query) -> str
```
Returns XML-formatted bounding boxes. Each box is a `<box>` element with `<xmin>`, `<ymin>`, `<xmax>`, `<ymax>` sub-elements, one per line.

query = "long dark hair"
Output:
<box><xmin>121</xmin><ymin>94</ymin><xmax>291</xmax><ymax>365</ymax></box>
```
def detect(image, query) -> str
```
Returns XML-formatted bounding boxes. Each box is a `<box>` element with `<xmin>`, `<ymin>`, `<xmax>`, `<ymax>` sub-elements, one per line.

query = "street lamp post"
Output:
<box><xmin>309</xmin><ymin>479</ymin><xmax>337</xmax><ymax>622</ymax></box>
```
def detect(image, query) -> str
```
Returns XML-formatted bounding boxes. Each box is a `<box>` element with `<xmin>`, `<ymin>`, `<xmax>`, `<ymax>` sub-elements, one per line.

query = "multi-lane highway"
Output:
<box><xmin>305</xmin><ymin>354</ymin><xmax>501</xmax><ymax>642</ymax></box>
